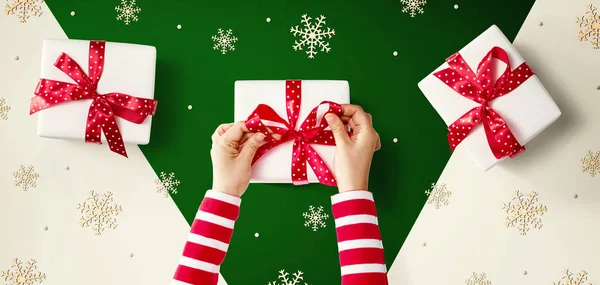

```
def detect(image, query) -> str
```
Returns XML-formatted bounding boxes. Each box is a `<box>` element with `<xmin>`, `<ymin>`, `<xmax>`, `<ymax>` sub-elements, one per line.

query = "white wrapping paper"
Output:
<box><xmin>234</xmin><ymin>80</ymin><xmax>350</xmax><ymax>184</ymax></box>
<box><xmin>418</xmin><ymin>25</ymin><xmax>561</xmax><ymax>171</ymax></box>
<box><xmin>36</xmin><ymin>39</ymin><xmax>156</xmax><ymax>144</ymax></box>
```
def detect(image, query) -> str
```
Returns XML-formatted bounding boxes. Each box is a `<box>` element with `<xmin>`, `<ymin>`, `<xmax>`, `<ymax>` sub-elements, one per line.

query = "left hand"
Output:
<box><xmin>210</xmin><ymin>121</ymin><xmax>266</xmax><ymax>198</ymax></box>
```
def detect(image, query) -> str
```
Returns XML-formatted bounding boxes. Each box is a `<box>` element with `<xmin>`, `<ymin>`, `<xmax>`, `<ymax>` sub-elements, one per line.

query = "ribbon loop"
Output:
<box><xmin>245</xmin><ymin>80</ymin><xmax>343</xmax><ymax>186</ymax></box>
<box><xmin>31</xmin><ymin>41</ymin><xmax>158</xmax><ymax>158</ymax></box>
<box><xmin>434</xmin><ymin>46</ymin><xmax>534</xmax><ymax>159</ymax></box>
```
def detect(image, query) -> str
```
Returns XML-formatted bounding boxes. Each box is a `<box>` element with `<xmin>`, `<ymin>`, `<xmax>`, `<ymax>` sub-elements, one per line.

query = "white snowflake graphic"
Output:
<box><xmin>290</xmin><ymin>14</ymin><xmax>336</xmax><ymax>59</ymax></box>
<box><xmin>401</xmin><ymin>0</ymin><xmax>426</xmax><ymax>17</ymax></box>
<box><xmin>425</xmin><ymin>183</ymin><xmax>451</xmax><ymax>209</ymax></box>
<box><xmin>268</xmin><ymin>269</ymin><xmax>311</xmax><ymax>285</ymax></box>
<box><xmin>77</xmin><ymin>190</ymin><xmax>122</xmax><ymax>235</ymax></box>
<box><xmin>503</xmin><ymin>190</ymin><xmax>548</xmax><ymax>235</ymax></box>
<box><xmin>554</xmin><ymin>269</ymin><xmax>594</xmax><ymax>285</ymax></box>
<box><xmin>155</xmin><ymin>171</ymin><xmax>180</xmax><ymax>198</ymax></box>
<box><xmin>115</xmin><ymin>0</ymin><xmax>141</xmax><ymax>25</ymax></box>
<box><xmin>302</xmin><ymin>205</ymin><xmax>329</xmax><ymax>231</ymax></box>
<box><xmin>465</xmin><ymin>272</ymin><xmax>491</xmax><ymax>285</ymax></box>
<box><xmin>576</xmin><ymin>4</ymin><xmax>600</xmax><ymax>49</ymax></box>
<box><xmin>0</xmin><ymin>98</ymin><xmax>11</xmax><ymax>120</ymax></box>
<box><xmin>212</xmin><ymin>29</ymin><xmax>238</xmax><ymax>55</ymax></box>
<box><xmin>4</xmin><ymin>0</ymin><xmax>43</xmax><ymax>23</ymax></box>
<box><xmin>581</xmin><ymin>150</ymin><xmax>600</xmax><ymax>177</ymax></box>
<box><xmin>13</xmin><ymin>165</ymin><xmax>39</xmax><ymax>192</ymax></box>
<box><xmin>1</xmin><ymin>258</ymin><xmax>46</xmax><ymax>285</ymax></box>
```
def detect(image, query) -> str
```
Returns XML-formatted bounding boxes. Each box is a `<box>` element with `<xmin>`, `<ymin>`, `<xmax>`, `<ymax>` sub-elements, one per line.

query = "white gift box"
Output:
<box><xmin>418</xmin><ymin>25</ymin><xmax>561</xmax><ymax>171</ymax></box>
<box><xmin>234</xmin><ymin>80</ymin><xmax>350</xmax><ymax>184</ymax></box>
<box><xmin>36</xmin><ymin>39</ymin><xmax>156</xmax><ymax>144</ymax></box>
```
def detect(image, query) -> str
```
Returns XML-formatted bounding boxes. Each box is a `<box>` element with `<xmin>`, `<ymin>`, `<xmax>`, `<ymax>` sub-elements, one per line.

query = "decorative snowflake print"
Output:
<box><xmin>576</xmin><ymin>4</ymin><xmax>600</xmax><ymax>49</ymax></box>
<box><xmin>581</xmin><ymin>151</ymin><xmax>600</xmax><ymax>177</ymax></box>
<box><xmin>1</xmin><ymin>258</ymin><xmax>46</xmax><ymax>285</ymax></box>
<box><xmin>302</xmin><ymin>205</ymin><xmax>329</xmax><ymax>231</ymax></box>
<box><xmin>268</xmin><ymin>269</ymin><xmax>311</xmax><ymax>285</ymax></box>
<box><xmin>425</xmin><ymin>183</ymin><xmax>451</xmax><ymax>209</ymax></box>
<box><xmin>465</xmin><ymin>272</ymin><xmax>492</xmax><ymax>285</ymax></box>
<box><xmin>290</xmin><ymin>14</ymin><xmax>336</xmax><ymax>59</ymax></box>
<box><xmin>0</xmin><ymin>98</ymin><xmax>11</xmax><ymax>120</ymax></box>
<box><xmin>77</xmin><ymin>190</ymin><xmax>122</xmax><ymax>235</ymax></box>
<box><xmin>115</xmin><ymin>0</ymin><xmax>141</xmax><ymax>25</ymax></box>
<box><xmin>554</xmin><ymin>270</ymin><xmax>594</xmax><ymax>285</ymax></box>
<box><xmin>4</xmin><ymin>0</ymin><xmax>43</xmax><ymax>23</ymax></box>
<box><xmin>401</xmin><ymin>0</ymin><xmax>426</xmax><ymax>17</ymax></box>
<box><xmin>212</xmin><ymin>29</ymin><xmax>238</xmax><ymax>55</ymax></box>
<box><xmin>155</xmin><ymin>171</ymin><xmax>180</xmax><ymax>198</ymax></box>
<box><xmin>503</xmin><ymin>191</ymin><xmax>548</xmax><ymax>235</ymax></box>
<box><xmin>13</xmin><ymin>165</ymin><xmax>39</xmax><ymax>192</ymax></box>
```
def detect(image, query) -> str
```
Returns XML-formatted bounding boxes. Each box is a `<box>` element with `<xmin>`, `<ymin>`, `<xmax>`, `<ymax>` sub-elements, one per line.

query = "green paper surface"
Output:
<box><xmin>45</xmin><ymin>0</ymin><xmax>535</xmax><ymax>283</ymax></box>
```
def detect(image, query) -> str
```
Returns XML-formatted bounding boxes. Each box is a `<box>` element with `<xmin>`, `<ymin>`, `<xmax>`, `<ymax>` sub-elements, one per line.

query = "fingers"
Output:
<box><xmin>340</xmin><ymin>104</ymin><xmax>372</xmax><ymax>127</ymax></box>
<box><xmin>239</xmin><ymin>133</ymin><xmax>266</xmax><ymax>163</ymax></box>
<box><xmin>212</xmin><ymin>123</ymin><xmax>234</xmax><ymax>143</ymax></box>
<box><xmin>221</xmin><ymin>121</ymin><xmax>251</xmax><ymax>145</ymax></box>
<box><xmin>374</xmin><ymin>132</ymin><xmax>381</xmax><ymax>151</ymax></box>
<box><xmin>325</xmin><ymin>113</ymin><xmax>350</xmax><ymax>145</ymax></box>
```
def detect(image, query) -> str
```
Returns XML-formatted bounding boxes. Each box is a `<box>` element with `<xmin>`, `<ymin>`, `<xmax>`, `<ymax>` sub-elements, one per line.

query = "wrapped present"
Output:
<box><xmin>234</xmin><ymin>80</ymin><xmax>350</xmax><ymax>186</ymax></box>
<box><xmin>418</xmin><ymin>25</ymin><xmax>561</xmax><ymax>171</ymax></box>
<box><xmin>31</xmin><ymin>39</ymin><xmax>158</xmax><ymax>157</ymax></box>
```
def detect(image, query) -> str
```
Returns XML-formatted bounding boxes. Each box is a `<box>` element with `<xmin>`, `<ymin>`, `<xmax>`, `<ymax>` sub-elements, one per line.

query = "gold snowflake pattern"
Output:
<box><xmin>212</xmin><ymin>29</ymin><xmax>238</xmax><ymax>55</ymax></box>
<box><xmin>155</xmin><ymin>172</ymin><xmax>180</xmax><ymax>198</ymax></box>
<box><xmin>582</xmin><ymin>151</ymin><xmax>600</xmax><ymax>177</ymax></box>
<box><xmin>554</xmin><ymin>269</ymin><xmax>594</xmax><ymax>285</ymax></box>
<box><xmin>77</xmin><ymin>191</ymin><xmax>122</xmax><ymax>235</ymax></box>
<box><xmin>4</xmin><ymin>0</ymin><xmax>43</xmax><ymax>23</ymax></box>
<box><xmin>503</xmin><ymin>191</ymin><xmax>548</xmax><ymax>235</ymax></box>
<box><xmin>425</xmin><ymin>183</ymin><xmax>451</xmax><ymax>209</ymax></box>
<box><xmin>401</xmin><ymin>0</ymin><xmax>426</xmax><ymax>17</ymax></box>
<box><xmin>115</xmin><ymin>0</ymin><xmax>140</xmax><ymax>25</ymax></box>
<box><xmin>576</xmin><ymin>4</ymin><xmax>600</xmax><ymax>49</ymax></box>
<box><xmin>268</xmin><ymin>269</ymin><xmax>311</xmax><ymax>285</ymax></box>
<box><xmin>1</xmin><ymin>258</ymin><xmax>46</xmax><ymax>285</ymax></box>
<box><xmin>13</xmin><ymin>165</ymin><xmax>39</xmax><ymax>192</ymax></box>
<box><xmin>0</xmin><ymin>98</ymin><xmax>11</xmax><ymax>120</ymax></box>
<box><xmin>465</xmin><ymin>272</ymin><xmax>491</xmax><ymax>285</ymax></box>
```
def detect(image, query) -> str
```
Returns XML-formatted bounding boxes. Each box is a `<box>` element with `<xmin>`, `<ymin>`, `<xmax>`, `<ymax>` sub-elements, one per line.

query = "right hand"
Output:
<box><xmin>325</xmin><ymin>104</ymin><xmax>381</xmax><ymax>193</ymax></box>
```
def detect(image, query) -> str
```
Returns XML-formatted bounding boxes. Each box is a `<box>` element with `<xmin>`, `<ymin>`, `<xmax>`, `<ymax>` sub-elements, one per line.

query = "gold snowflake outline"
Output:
<box><xmin>582</xmin><ymin>151</ymin><xmax>600</xmax><ymax>177</ymax></box>
<box><xmin>115</xmin><ymin>0</ymin><xmax>141</xmax><ymax>25</ymax></box>
<box><xmin>1</xmin><ymin>258</ymin><xmax>46</xmax><ymax>285</ymax></box>
<box><xmin>268</xmin><ymin>269</ymin><xmax>311</xmax><ymax>285</ymax></box>
<box><xmin>503</xmin><ymin>190</ymin><xmax>548</xmax><ymax>235</ymax></box>
<box><xmin>465</xmin><ymin>272</ymin><xmax>491</xmax><ymax>285</ymax></box>
<box><xmin>155</xmin><ymin>172</ymin><xmax>180</xmax><ymax>198</ymax></box>
<box><xmin>13</xmin><ymin>165</ymin><xmax>39</xmax><ymax>192</ymax></box>
<box><xmin>0</xmin><ymin>98</ymin><xmax>11</xmax><ymax>120</ymax></box>
<box><xmin>425</xmin><ymin>183</ymin><xmax>451</xmax><ymax>209</ymax></box>
<box><xmin>4</xmin><ymin>0</ymin><xmax>43</xmax><ymax>23</ymax></box>
<box><xmin>554</xmin><ymin>269</ymin><xmax>594</xmax><ymax>285</ymax></box>
<box><xmin>576</xmin><ymin>4</ymin><xmax>600</xmax><ymax>49</ymax></box>
<box><xmin>77</xmin><ymin>190</ymin><xmax>122</xmax><ymax>235</ymax></box>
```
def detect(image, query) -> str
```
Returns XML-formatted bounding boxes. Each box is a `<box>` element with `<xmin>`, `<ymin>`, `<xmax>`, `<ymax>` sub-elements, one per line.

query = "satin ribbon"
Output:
<box><xmin>245</xmin><ymin>80</ymin><xmax>343</xmax><ymax>186</ymax></box>
<box><xmin>30</xmin><ymin>41</ymin><xmax>157</xmax><ymax>158</ymax></box>
<box><xmin>434</xmin><ymin>46</ymin><xmax>535</xmax><ymax>159</ymax></box>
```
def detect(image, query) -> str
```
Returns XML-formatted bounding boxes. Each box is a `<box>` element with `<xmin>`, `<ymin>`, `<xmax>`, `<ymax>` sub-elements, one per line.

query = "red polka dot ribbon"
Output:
<box><xmin>434</xmin><ymin>46</ymin><xmax>534</xmax><ymax>159</ymax></box>
<box><xmin>245</xmin><ymin>80</ymin><xmax>343</xmax><ymax>186</ymax></box>
<box><xmin>30</xmin><ymin>41</ymin><xmax>157</xmax><ymax>158</ymax></box>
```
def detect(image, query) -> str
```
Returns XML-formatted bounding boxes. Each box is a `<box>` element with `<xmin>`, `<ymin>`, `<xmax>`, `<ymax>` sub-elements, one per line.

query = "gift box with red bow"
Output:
<box><xmin>234</xmin><ymin>80</ymin><xmax>350</xmax><ymax>185</ymax></box>
<box><xmin>31</xmin><ymin>39</ymin><xmax>157</xmax><ymax>157</ymax></box>
<box><xmin>418</xmin><ymin>25</ymin><xmax>561</xmax><ymax>171</ymax></box>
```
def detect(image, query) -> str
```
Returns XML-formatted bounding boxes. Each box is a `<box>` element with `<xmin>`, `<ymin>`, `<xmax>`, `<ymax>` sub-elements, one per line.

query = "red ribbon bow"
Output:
<box><xmin>30</xmin><ymin>41</ymin><xmax>157</xmax><ymax>158</ymax></box>
<box><xmin>434</xmin><ymin>46</ymin><xmax>535</xmax><ymax>159</ymax></box>
<box><xmin>245</xmin><ymin>80</ymin><xmax>343</xmax><ymax>186</ymax></box>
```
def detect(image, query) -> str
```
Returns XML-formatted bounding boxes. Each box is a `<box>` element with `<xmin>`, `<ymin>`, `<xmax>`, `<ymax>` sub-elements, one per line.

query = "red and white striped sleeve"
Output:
<box><xmin>331</xmin><ymin>190</ymin><xmax>389</xmax><ymax>285</ymax></box>
<box><xmin>172</xmin><ymin>190</ymin><xmax>241</xmax><ymax>285</ymax></box>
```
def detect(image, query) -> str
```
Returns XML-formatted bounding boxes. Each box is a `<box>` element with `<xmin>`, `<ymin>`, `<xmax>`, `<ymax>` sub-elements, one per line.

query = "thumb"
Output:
<box><xmin>325</xmin><ymin>114</ymin><xmax>350</xmax><ymax>144</ymax></box>
<box><xmin>239</xmin><ymin>133</ymin><xmax>266</xmax><ymax>163</ymax></box>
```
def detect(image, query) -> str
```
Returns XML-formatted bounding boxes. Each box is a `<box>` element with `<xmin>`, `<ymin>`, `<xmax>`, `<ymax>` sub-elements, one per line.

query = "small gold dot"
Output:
<box><xmin>422</xmin><ymin>242</ymin><xmax>427</xmax><ymax>246</ymax></box>
<box><xmin>574</xmin><ymin>194</ymin><xmax>579</xmax><ymax>199</ymax></box>
<box><xmin>523</xmin><ymin>270</ymin><xmax>528</xmax><ymax>275</ymax></box>
<box><xmin>538</xmin><ymin>22</ymin><xmax>543</xmax><ymax>26</ymax></box>
<box><xmin>129</xmin><ymin>253</ymin><xmax>134</xmax><ymax>258</ymax></box>
<box><xmin>43</xmin><ymin>226</ymin><xmax>48</xmax><ymax>231</ymax></box>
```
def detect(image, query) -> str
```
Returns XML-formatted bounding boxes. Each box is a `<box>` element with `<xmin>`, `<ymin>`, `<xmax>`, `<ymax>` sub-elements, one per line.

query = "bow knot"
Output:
<box><xmin>434</xmin><ymin>46</ymin><xmax>535</xmax><ymax>159</ymax></box>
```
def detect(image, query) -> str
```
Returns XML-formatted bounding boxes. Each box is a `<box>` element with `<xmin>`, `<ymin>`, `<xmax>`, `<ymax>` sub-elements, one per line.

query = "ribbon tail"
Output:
<box><xmin>303</xmin><ymin>144</ymin><xmax>336</xmax><ymax>186</ymax></box>
<box><xmin>482</xmin><ymin>107</ymin><xmax>524</xmax><ymax>159</ymax></box>
<box><xmin>291</xmin><ymin>139</ymin><xmax>309</xmax><ymax>185</ymax></box>
<box><xmin>447</xmin><ymin>106</ymin><xmax>483</xmax><ymax>151</ymax></box>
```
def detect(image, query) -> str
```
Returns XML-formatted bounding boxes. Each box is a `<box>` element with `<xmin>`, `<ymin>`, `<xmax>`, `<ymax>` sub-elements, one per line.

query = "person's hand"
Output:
<box><xmin>210</xmin><ymin>121</ymin><xmax>266</xmax><ymax>197</ymax></box>
<box><xmin>325</xmin><ymin>105</ymin><xmax>381</xmax><ymax>193</ymax></box>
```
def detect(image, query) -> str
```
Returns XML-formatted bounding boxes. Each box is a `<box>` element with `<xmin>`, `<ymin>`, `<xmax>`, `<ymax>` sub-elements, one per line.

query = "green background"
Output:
<box><xmin>45</xmin><ymin>0</ymin><xmax>535</xmax><ymax>284</ymax></box>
